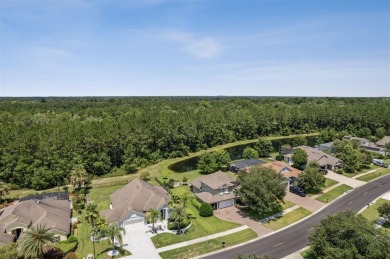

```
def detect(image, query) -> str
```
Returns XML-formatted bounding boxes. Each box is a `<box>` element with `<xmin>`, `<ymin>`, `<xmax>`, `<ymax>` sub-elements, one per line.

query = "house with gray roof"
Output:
<box><xmin>100</xmin><ymin>178</ymin><xmax>170</xmax><ymax>227</ymax></box>
<box><xmin>343</xmin><ymin>136</ymin><xmax>387</xmax><ymax>156</ymax></box>
<box><xmin>228</xmin><ymin>159</ymin><xmax>266</xmax><ymax>173</ymax></box>
<box><xmin>190</xmin><ymin>171</ymin><xmax>236</xmax><ymax>210</ymax></box>
<box><xmin>0</xmin><ymin>199</ymin><xmax>71</xmax><ymax>244</ymax></box>
<box><xmin>284</xmin><ymin>146</ymin><xmax>343</xmax><ymax>170</ymax></box>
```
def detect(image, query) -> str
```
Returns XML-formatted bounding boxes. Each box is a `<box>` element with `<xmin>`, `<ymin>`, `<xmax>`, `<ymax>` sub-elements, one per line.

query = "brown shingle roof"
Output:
<box><xmin>376</xmin><ymin>136</ymin><xmax>390</xmax><ymax>147</ymax></box>
<box><xmin>0</xmin><ymin>199</ymin><xmax>71</xmax><ymax>244</ymax></box>
<box><xmin>298</xmin><ymin>146</ymin><xmax>342</xmax><ymax>167</ymax></box>
<box><xmin>261</xmin><ymin>161</ymin><xmax>302</xmax><ymax>178</ymax></box>
<box><xmin>190</xmin><ymin>171</ymin><xmax>235</xmax><ymax>190</ymax></box>
<box><xmin>100</xmin><ymin>178</ymin><xmax>169</xmax><ymax>223</ymax></box>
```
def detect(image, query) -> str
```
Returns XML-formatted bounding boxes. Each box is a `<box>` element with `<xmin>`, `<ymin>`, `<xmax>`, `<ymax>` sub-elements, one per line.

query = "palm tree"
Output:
<box><xmin>170</xmin><ymin>204</ymin><xmax>188</xmax><ymax>235</ymax></box>
<box><xmin>179</xmin><ymin>192</ymin><xmax>193</xmax><ymax>209</ymax></box>
<box><xmin>102</xmin><ymin>224</ymin><xmax>126</xmax><ymax>257</ymax></box>
<box><xmin>146</xmin><ymin>209</ymin><xmax>160</xmax><ymax>232</ymax></box>
<box><xmin>85</xmin><ymin>203</ymin><xmax>99</xmax><ymax>258</ymax></box>
<box><xmin>168</xmin><ymin>194</ymin><xmax>181</xmax><ymax>207</ymax></box>
<box><xmin>17</xmin><ymin>224</ymin><xmax>56</xmax><ymax>259</ymax></box>
<box><xmin>69</xmin><ymin>165</ymin><xmax>89</xmax><ymax>190</ymax></box>
<box><xmin>0</xmin><ymin>181</ymin><xmax>11</xmax><ymax>203</ymax></box>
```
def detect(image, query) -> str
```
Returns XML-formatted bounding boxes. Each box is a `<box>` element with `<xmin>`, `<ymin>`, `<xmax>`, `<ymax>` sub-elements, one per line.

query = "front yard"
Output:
<box><xmin>315</xmin><ymin>184</ymin><xmax>352</xmax><ymax>203</ymax></box>
<box><xmin>151</xmin><ymin>186</ymin><xmax>241</xmax><ymax>248</ymax></box>
<box><xmin>263</xmin><ymin>207</ymin><xmax>311</xmax><ymax>230</ymax></box>
<box><xmin>159</xmin><ymin>229</ymin><xmax>257</xmax><ymax>259</ymax></box>
<box><xmin>240</xmin><ymin>200</ymin><xmax>295</xmax><ymax>221</ymax></box>
<box><xmin>356</xmin><ymin>168</ymin><xmax>390</xmax><ymax>182</ymax></box>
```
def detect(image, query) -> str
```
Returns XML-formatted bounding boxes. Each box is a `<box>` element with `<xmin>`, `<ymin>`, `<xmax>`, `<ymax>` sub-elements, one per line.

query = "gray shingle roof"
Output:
<box><xmin>191</xmin><ymin>171</ymin><xmax>235</xmax><ymax>190</ymax></box>
<box><xmin>100</xmin><ymin>178</ymin><xmax>169</xmax><ymax>223</ymax></box>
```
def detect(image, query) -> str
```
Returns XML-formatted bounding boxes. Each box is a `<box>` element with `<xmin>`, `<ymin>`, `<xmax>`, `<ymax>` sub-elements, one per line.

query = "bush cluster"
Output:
<box><xmin>199</xmin><ymin>203</ymin><xmax>214</xmax><ymax>217</ymax></box>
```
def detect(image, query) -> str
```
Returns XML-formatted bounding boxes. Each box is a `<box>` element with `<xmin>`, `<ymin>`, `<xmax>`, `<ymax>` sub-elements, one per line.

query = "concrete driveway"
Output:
<box><xmin>284</xmin><ymin>191</ymin><xmax>325</xmax><ymax>212</ymax></box>
<box><xmin>214</xmin><ymin>207</ymin><xmax>273</xmax><ymax>236</ymax></box>
<box><xmin>122</xmin><ymin>224</ymin><xmax>161</xmax><ymax>259</ymax></box>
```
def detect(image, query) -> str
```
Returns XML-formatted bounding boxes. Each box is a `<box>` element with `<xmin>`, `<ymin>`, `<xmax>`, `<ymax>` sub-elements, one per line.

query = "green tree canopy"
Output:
<box><xmin>298</xmin><ymin>161</ymin><xmax>325</xmax><ymax>193</ymax></box>
<box><xmin>256</xmin><ymin>138</ymin><xmax>273</xmax><ymax>157</ymax></box>
<box><xmin>237</xmin><ymin>167</ymin><xmax>286</xmax><ymax>214</ymax></box>
<box><xmin>214</xmin><ymin>150</ymin><xmax>231</xmax><ymax>170</ymax></box>
<box><xmin>378</xmin><ymin>202</ymin><xmax>390</xmax><ymax>219</ymax></box>
<box><xmin>309</xmin><ymin>211</ymin><xmax>390</xmax><ymax>259</ymax></box>
<box><xmin>197</xmin><ymin>152</ymin><xmax>218</xmax><ymax>174</ymax></box>
<box><xmin>242</xmin><ymin>147</ymin><xmax>259</xmax><ymax>159</ymax></box>
<box><xmin>17</xmin><ymin>224</ymin><xmax>57</xmax><ymax>259</ymax></box>
<box><xmin>292</xmin><ymin>148</ymin><xmax>308</xmax><ymax>169</ymax></box>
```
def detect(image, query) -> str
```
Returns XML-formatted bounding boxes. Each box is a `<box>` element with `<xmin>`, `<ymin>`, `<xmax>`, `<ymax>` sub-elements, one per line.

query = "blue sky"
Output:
<box><xmin>0</xmin><ymin>0</ymin><xmax>389</xmax><ymax>97</ymax></box>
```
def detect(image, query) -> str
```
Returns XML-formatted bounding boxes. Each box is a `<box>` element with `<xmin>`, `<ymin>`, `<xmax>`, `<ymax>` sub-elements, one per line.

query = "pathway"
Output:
<box><xmin>123</xmin><ymin>224</ymin><xmax>161</xmax><ymax>259</ymax></box>
<box><xmin>284</xmin><ymin>192</ymin><xmax>325</xmax><ymax>212</ymax></box>
<box><xmin>324</xmin><ymin>171</ymin><xmax>365</xmax><ymax>188</ymax></box>
<box><xmin>213</xmin><ymin>207</ymin><xmax>273</xmax><ymax>236</ymax></box>
<box><xmin>156</xmin><ymin>225</ymin><xmax>249</xmax><ymax>253</ymax></box>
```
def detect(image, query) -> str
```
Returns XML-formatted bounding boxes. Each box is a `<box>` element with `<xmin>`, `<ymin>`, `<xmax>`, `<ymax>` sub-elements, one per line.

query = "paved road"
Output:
<box><xmin>202</xmin><ymin>174</ymin><xmax>390</xmax><ymax>259</ymax></box>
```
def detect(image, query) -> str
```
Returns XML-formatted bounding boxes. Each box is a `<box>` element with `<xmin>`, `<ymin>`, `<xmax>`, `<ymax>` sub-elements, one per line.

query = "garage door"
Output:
<box><xmin>219</xmin><ymin>199</ymin><xmax>234</xmax><ymax>209</ymax></box>
<box><xmin>124</xmin><ymin>217</ymin><xmax>144</xmax><ymax>226</ymax></box>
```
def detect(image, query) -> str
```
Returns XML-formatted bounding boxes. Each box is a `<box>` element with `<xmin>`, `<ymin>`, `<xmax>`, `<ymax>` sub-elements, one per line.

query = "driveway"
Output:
<box><xmin>214</xmin><ymin>207</ymin><xmax>273</xmax><ymax>236</ymax></box>
<box><xmin>325</xmin><ymin>171</ymin><xmax>365</xmax><ymax>188</ymax></box>
<box><xmin>284</xmin><ymin>192</ymin><xmax>325</xmax><ymax>212</ymax></box>
<box><xmin>122</xmin><ymin>224</ymin><xmax>161</xmax><ymax>259</ymax></box>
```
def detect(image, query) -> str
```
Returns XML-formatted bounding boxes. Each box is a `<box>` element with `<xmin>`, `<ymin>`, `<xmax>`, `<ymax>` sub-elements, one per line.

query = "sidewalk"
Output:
<box><xmin>156</xmin><ymin>225</ymin><xmax>249</xmax><ymax>253</ymax></box>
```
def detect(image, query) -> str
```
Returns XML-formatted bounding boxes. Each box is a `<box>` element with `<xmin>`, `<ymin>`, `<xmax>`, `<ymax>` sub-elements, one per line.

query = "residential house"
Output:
<box><xmin>100</xmin><ymin>178</ymin><xmax>170</xmax><ymax>227</ymax></box>
<box><xmin>316</xmin><ymin>142</ymin><xmax>333</xmax><ymax>153</ymax></box>
<box><xmin>261</xmin><ymin>161</ymin><xmax>302</xmax><ymax>187</ymax></box>
<box><xmin>284</xmin><ymin>146</ymin><xmax>343</xmax><ymax>170</ymax></box>
<box><xmin>343</xmin><ymin>136</ymin><xmax>387</xmax><ymax>156</ymax></box>
<box><xmin>376</xmin><ymin>136</ymin><xmax>390</xmax><ymax>148</ymax></box>
<box><xmin>228</xmin><ymin>159</ymin><xmax>266</xmax><ymax>173</ymax></box>
<box><xmin>0</xmin><ymin>199</ymin><xmax>71</xmax><ymax>244</ymax></box>
<box><xmin>190</xmin><ymin>171</ymin><xmax>236</xmax><ymax>210</ymax></box>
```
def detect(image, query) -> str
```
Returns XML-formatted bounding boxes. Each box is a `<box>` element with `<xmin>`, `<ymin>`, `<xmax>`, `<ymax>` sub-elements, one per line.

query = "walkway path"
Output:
<box><xmin>123</xmin><ymin>224</ymin><xmax>161</xmax><ymax>259</ymax></box>
<box><xmin>284</xmin><ymin>192</ymin><xmax>325</xmax><ymax>212</ymax></box>
<box><xmin>214</xmin><ymin>207</ymin><xmax>273</xmax><ymax>236</ymax></box>
<box><xmin>325</xmin><ymin>171</ymin><xmax>366</xmax><ymax>188</ymax></box>
<box><xmin>156</xmin><ymin>225</ymin><xmax>249</xmax><ymax>253</ymax></box>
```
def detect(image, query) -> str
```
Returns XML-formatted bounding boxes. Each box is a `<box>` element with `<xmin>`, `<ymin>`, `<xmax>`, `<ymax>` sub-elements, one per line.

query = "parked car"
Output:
<box><xmin>382</xmin><ymin>164</ymin><xmax>389</xmax><ymax>168</ymax></box>
<box><xmin>289</xmin><ymin>186</ymin><xmax>306</xmax><ymax>197</ymax></box>
<box><xmin>373</xmin><ymin>159</ymin><xmax>385</xmax><ymax>167</ymax></box>
<box><xmin>319</xmin><ymin>168</ymin><xmax>328</xmax><ymax>175</ymax></box>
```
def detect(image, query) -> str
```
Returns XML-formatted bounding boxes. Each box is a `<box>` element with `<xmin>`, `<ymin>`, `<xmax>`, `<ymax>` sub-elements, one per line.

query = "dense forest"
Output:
<box><xmin>0</xmin><ymin>97</ymin><xmax>389</xmax><ymax>190</ymax></box>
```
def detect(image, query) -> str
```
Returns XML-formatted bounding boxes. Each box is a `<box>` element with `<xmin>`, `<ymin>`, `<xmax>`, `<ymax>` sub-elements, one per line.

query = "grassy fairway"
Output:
<box><xmin>151</xmin><ymin>186</ymin><xmax>241</xmax><ymax>248</ymax></box>
<box><xmin>315</xmin><ymin>184</ymin><xmax>352</xmax><ymax>203</ymax></box>
<box><xmin>361</xmin><ymin>198</ymin><xmax>388</xmax><ymax>222</ymax></box>
<box><xmin>263</xmin><ymin>207</ymin><xmax>311</xmax><ymax>230</ymax></box>
<box><xmin>159</xmin><ymin>229</ymin><xmax>258</xmax><ymax>259</ymax></box>
<box><xmin>356</xmin><ymin>168</ymin><xmax>390</xmax><ymax>182</ymax></box>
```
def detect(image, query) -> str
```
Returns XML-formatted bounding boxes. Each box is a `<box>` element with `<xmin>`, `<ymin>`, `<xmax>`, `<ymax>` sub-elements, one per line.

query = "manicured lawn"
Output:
<box><xmin>315</xmin><ymin>184</ymin><xmax>352</xmax><ymax>203</ymax></box>
<box><xmin>307</xmin><ymin>178</ymin><xmax>339</xmax><ymax>196</ymax></box>
<box><xmin>241</xmin><ymin>200</ymin><xmax>295</xmax><ymax>221</ymax></box>
<box><xmin>356</xmin><ymin>168</ymin><xmax>390</xmax><ymax>182</ymax></box>
<box><xmin>343</xmin><ymin>164</ymin><xmax>379</xmax><ymax>178</ymax></box>
<box><xmin>88</xmin><ymin>184</ymin><xmax>126</xmax><ymax>211</ymax></box>
<box><xmin>75</xmin><ymin>212</ymin><xmax>130</xmax><ymax>259</ymax></box>
<box><xmin>159</xmin><ymin>229</ymin><xmax>258</xmax><ymax>259</ymax></box>
<box><xmin>361</xmin><ymin>198</ymin><xmax>388</xmax><ymax>222</ymax></box>
<box><xmin>263</xmin><ymin>207</ymin><xmax>311</xmax><ymax>230</ymax></box>
<box><xmin>151</xmin><ymin>201</ymin><xmax>241</xmax><ymax>248</ymax></box>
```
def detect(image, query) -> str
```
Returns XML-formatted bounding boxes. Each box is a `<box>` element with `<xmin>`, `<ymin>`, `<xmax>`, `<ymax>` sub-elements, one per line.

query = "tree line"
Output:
<box><xmin>0</xmin><ymin>97</ymin><xmax>389</xmax><ymax>190</ymax></box>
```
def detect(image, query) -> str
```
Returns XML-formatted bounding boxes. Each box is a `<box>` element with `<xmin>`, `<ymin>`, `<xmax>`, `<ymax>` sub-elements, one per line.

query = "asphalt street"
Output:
<box><xmin>202</xmin><ymin>174</ymin><xmax>390</xmax><ymax>259</ymax></box>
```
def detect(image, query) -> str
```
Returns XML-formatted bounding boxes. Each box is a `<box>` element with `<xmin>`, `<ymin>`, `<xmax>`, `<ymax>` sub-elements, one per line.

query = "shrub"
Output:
<box><xmin>67</xmin><ymin>235</ymin><xmax>78</xmax><ymax>243</ymax></box>
<box><xmin>336</xmin><ymin>168</ymin><xmax>344</xmax><ymax>174</ymax></box>
<box><xmin>168</xmin><ymin>219</ymin><xmax>191</xmax><ymax>230</ymax></box>
<box><xmin>182</xmin><ymin>176</ymin><xmax>188</xmax><ymax>183</ymax></box>
<box><xmin>199</xmin><ymin>203</ymin><xmax>214</xmax><ymax>217</ymax></box>
<box><xmin>64</xmin><ymin>252</ymin><xmax>78</xmax><ymax>259</ymax></box>
<box><xmin>140</xmin><ymin>171</ymin><xmax>150</xmax><ymax>181</ymax></box>
<box><xmin>275</xmin><ymin>154</ymin><xmax>284</xmax><ymax>161</ymax></box>
<box><xmin>73</xmin><ymin>203</ymin><xmax>85</xmax><ymax>211</ymax></box>
<box><xmin>168</xmin><ymin>178</ymin><xmax>175</xmax><ymax>188</ymax></box>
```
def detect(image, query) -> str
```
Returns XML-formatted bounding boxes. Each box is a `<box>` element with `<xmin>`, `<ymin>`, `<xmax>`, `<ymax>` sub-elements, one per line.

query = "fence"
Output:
<box><xmin>155</xmin><ymin>177</ymin><xmax>173</xmax><ymax>195</ymax></box>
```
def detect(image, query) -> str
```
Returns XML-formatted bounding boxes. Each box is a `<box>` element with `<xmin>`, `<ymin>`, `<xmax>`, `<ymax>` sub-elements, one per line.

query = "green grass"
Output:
<box><xmin>75</xmin><ymin>213</ymin><xmax>130</xmax><ymax>259</ymax></box>
<box><xmin>241</xmin><ymin>200</ymin><xmax>295</xmax><ymax>221</ymax></box>
<box><xmin>263</xmin><ymin>207</ymin><xmax>311</xmax><ymax>230</ymax></box>
<box><xmin>151</xmin><ymin>202</ymin><xmax>241</xmax><ymax>248</ymax></box>
<box><xmin>75</xmin><ymin>184</ymin><xmax>130</xmax><ymax>258</ymax></box>
<box><xmin>300</xmin><ymin>248</ymin><xmax>316</xmax><ymax>259</ymax></box>
<box><xmin>91</xmin><ymin>133</ymin><xmax>319</xmax><ymax>187</ymax></box>
<box><xmin>356</xmin><ymin>168</ymin><xmax>390</xmax><ymax>182</ymax></box>
<box><xmin>343</xmin><ymin>164</ymin><xmax>379</xmax><ymax>178</ymax></box>
<box><xmin>315</xmin><ymin>184</ymin><xmax>352</xmax><ymax>203</ymax></box>
<box><xmin>159</xmin><ymin>229</ymin><xmax>257</xmax><ymax>259</ymax></box>
<box><xmin>54</xmin><ymin>241</ymin><xmax>78</xmax><ymax>255</ymax></box>
<box><xmin>361</xmin><ymin>198</ymin><xmax>388</xmax><ymax>222</ymax></box>
<box><xmin>307</xmin><ymin>178</ymin><xmax>339</xmax><ymax>196</ymax></box>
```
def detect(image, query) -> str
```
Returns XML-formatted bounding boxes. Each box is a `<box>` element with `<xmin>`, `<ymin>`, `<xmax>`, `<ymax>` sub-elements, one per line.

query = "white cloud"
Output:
<box><xmin>185</xmin><ymin>37</ymin><xmax>223</xmax><ymax>58</ymax></box>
